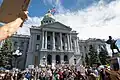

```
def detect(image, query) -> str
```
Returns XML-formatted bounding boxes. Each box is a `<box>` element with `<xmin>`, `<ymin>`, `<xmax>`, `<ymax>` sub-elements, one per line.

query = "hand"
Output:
<box><xmin>18</xmin><ymin>11</ymin><xmax>28</xmax><ymax>21</ymax></box>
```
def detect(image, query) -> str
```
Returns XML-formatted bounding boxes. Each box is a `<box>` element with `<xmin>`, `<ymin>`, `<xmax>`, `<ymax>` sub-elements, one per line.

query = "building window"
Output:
<box><xmin>47</xmin><ymin>45</ymin><xmax>51</xmax><ymax>50</ymax></box>
<box><xmin>37</xmin><ymin>35</ymin><xmax>40</xmax><ymax>40</ymax></box>
<box><xmin>46</xmin><ymin>21</ymin><xmax>48</xmax><ymax>23</ymax></box>
<box><xmin>84</xmin><ymin>46</ymin><xmax>86</xmax><ymax>50</ymax></box>
<box><xmin>14</xmin><ymin>42</ymin><xmax>17</xmax><ymax>47</ymax></box>
<box><xmin>55</xmin><ymin>37</ymin><xmax>57</xmax><ymax>42</ymax></box>
<box><xmin>47</xmin><ymin>36</ymin><xmax>50</xmax><ymax>41</ymax></box>
<box><xmin>36</xmin><ymin>44</ymin><xmax>39</xmax><ymax>51</ymax></box>
<box><xmin>64</xmin><ymin>55</ymin><xmax>69</xmax><ymax>64</ymax></box>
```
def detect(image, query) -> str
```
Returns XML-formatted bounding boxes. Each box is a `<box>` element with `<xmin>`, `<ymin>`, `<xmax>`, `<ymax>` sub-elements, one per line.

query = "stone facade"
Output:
<box><xmin>10</xmin><ymin>34</ymin><xmax>30</xmax><ymax>69</ymax></box>
<box><xmin>26</xmin><ymin>13</ymin><xmax>81</xmax><ymax>67</ymax></box>
<box><xmin>7</xmin><ymin>13</ymin><xmax>108</xmax><ymax>69</ymax></box>
<box><xmin>79</xmin><ymin>38</ymin><xmax>108</xmax><ymax>65</ymax></box>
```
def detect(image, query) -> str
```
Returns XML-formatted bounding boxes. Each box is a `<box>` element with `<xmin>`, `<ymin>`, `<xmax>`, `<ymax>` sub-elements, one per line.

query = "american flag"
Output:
<box><xmin>51</xmin><ymin>7</ymin><xmax>56</xmax><ymax>15</ymax></box>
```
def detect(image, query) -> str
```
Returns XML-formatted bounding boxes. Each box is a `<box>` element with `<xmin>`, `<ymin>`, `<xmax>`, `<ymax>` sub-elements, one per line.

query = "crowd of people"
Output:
<box><xmin>0</xmin><ymin>63</ymin><xmax>120</xmax><ymax>80</ymax></box>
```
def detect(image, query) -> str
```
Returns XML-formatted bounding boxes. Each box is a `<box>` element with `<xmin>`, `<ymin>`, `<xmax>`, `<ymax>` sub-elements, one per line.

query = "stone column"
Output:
<box><xmin>76</xmin><ymin>38</ymin><xmax>80</xmax><ymax>53</ymax></box>
<box><xmin>28</xmin><ymin>36</ymin><xmax>33</xmax><ymax>51</ymax></box>
<box><xmin>45</xmin><ymin>31</ymin><xmax>47</xmax><ymax>49</ymax></box>
<box><xmin>74</xmin><ymin>39</ymin><xmax>77</xmax><ymax>52</ymax></box>
<box><xmin>42</xmin><ymin>31</ymin><xmax>45</xmax><ymax>49</ymax></box>
<box><xmin>65</xmin><ymin>34</ymin><xmax>67</xmax><ymax>51</ymax></box>
<box><xmin>60</xmin><ymin>33</ymin><xmax>63</xmax><ymax>51</ymax></box>
<box><xmin>32</xmin><ymin>35</ymin><xmax>35</xmax><ymax>51</ymax></box>
<box><xmin>53</xmin><ymin>32</ymin><xmax>56</xmax><ymax>50</ymax></box>
<box><xmin>70</xmin><ymin>34</ymin><xmax>73</xmax><ymax>51</ymax></box>
<box><xmin>67</xmin><ymin>34</ymin><xmax>70</xmax><ymax>51</ymax></box>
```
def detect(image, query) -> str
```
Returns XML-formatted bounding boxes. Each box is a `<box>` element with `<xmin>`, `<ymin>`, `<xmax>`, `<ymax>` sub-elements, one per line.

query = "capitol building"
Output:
<box><xmin>26</xmin><ymin>12</ymin><xmax>81</xmax><ymax>67</ymax></box>
<box><xmin>0</xmin><ymin>12</ymin><xmax>108</xmax><ymax>69</ymax></box>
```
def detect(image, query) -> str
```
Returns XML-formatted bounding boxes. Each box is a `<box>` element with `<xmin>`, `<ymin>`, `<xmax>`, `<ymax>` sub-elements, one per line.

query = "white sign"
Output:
<box><xmin>28</xmin><ymin>65</ymin><xmax>34</xmax><ymax>69</ymax></box>
<box><xmin>52</xmin><ymin>63</ymin><xmax>56</xmax><ymax>69</ymax></box>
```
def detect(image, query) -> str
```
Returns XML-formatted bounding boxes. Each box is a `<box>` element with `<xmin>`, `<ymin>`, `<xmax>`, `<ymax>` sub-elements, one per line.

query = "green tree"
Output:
<box><xmin>85</xmin><ymin>54</ymin><xmax>90</xmax><ymax>66</ymax></box>
<box><xmin>88</xmin><ymin>45</ymin><xmax>100</xmax><ymax>66</ymax></box>
<box><xmin>99</xmin><ymin>47</ymin><xmax>108</xmax><ymax>65</ymax></box>
<box><xmin>0</xmin><ymin>39</ymin><xmax>13</xmax><ymax>68</ymax></box>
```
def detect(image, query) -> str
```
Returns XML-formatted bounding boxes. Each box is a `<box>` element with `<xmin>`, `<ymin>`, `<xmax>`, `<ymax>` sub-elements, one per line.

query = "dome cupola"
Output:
<box><xmin>41</xmin><ymin>10</ymin><xmax>55</xmax><ymax>25</ymax></box>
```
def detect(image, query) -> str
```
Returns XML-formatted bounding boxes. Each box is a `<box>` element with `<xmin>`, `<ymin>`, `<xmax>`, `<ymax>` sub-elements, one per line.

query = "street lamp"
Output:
<box><xmin>12</xmin><ymin>48</ymin><xmax>22</xmax><ymax>68</ymax></box>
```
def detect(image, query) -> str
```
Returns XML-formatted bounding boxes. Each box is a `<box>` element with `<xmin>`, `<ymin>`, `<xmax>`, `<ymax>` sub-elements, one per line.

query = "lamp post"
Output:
<box><xmin>12</xmin><ymin>49</ymin><xmax>22</xmax><ymax>68</ymax></box>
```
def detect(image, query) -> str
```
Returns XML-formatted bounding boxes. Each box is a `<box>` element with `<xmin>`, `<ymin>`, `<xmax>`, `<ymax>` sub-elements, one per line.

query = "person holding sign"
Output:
<box><xmin>0</xmin><ymin>0</ymin><xmax>30</xmax><ymax>41</ymax></box>
<box><xmin>0</xmin><ymin>11</ymin><xmax>28</xmax><ymax>41</ymax></box>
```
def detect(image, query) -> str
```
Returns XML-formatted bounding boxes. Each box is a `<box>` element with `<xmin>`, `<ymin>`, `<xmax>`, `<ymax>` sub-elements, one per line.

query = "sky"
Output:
<box><xmin>0</xmin><ymin>0</ymin><xmax>120</xmax><ymax>55</ymax></box>
<box><xmin>0</xmin><ymin>0</ymin><xmax>120</xmax><ymax>40</ymax></box>
<box><xmin>23</xmin><ymin>0</ymin><xmax>120</xmax><ymax>39</ymax></box>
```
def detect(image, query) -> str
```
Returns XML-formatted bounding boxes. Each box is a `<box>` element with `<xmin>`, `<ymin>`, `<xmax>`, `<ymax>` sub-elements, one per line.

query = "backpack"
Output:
<box><xmin>25</xmin><ymin>72</ymin><xmax>31</xmax><ymax>79</ymax></box>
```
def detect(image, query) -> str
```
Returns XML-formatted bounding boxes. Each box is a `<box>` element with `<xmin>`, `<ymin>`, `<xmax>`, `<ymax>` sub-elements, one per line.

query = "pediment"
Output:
<box><xmin>41</xmin><ymin>22</ymin><xmax>72</xmax><ymax>31</ymax></box>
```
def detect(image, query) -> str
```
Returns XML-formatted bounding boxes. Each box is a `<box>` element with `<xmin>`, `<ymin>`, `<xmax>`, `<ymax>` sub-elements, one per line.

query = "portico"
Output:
<box><xmin>41</xmin><ymin>30</ymin><xmax>73</xmax><ymax>51</ymax></box>
<box><xmin>26</xmin><ymin>11</ymin><xmax>81</xmax><ymax>67</ymax></box>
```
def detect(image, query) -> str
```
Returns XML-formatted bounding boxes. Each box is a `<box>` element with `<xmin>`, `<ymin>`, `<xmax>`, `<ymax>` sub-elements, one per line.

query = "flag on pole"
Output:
<box><xmin>51</xmin><ymin>7</ymin><xmax>56</xmax><ymax>15</ymax></box>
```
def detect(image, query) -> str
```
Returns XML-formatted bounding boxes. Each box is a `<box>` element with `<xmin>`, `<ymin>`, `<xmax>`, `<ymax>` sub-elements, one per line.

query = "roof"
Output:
<box><xmin>40</xmin><ymin>22</ymin><xmax>72</xmax><ymax>31</ymax></box>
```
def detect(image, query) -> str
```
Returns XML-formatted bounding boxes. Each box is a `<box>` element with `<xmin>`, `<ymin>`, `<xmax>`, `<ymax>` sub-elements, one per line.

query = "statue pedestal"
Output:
<box><xmin>107</xmin><ymin>53</ymin><xmax>120</xmax><ymax>70</ymax></box>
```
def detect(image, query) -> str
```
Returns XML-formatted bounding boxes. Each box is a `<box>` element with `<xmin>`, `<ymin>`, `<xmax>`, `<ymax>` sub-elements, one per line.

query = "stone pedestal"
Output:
<box><xmin>107</xmin><ymin>53</ymin><xmax>120</xmax><ymax>70</ymax></box>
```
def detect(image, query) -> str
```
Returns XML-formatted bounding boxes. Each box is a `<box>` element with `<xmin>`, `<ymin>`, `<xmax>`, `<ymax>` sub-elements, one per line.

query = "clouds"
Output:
<box><xmin>52</xmin><ymin>0</ymin><xmax>120</xmax><ymax>39</ymax></box>
<box><xmin>19</xmin><ymin>0</ymin><xmax>120</xmax><ymax>40</ymax></box>
<box><xmin>42</xmin><ymin>0</ymin><xmax>67</xmax><ymax>13</ymax></box>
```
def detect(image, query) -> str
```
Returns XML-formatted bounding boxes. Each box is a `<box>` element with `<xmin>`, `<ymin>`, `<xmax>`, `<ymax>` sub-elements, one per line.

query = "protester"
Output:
<box><xmin>0</xmin><ymin>11</ymin><xmax>28</xmax><ymax>41</ymax></box>
<box><xmin>0</xmin><ymin>64</ymin><xmax>120</xmax><ymax>80</ymax></box>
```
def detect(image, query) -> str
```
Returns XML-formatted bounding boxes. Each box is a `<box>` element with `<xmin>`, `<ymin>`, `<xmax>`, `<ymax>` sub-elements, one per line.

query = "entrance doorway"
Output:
<box><xmin>47</xmin><ymin>55</ymin><xmax>52</xmax><ymax>65</ymax></box>
<box><xmin>56</xmin><ymin>55</ymin><xmax>61</xmax><ymax>64</ymax></box>
<box><xmin>64</xmin><ymin>55</ymin><xmax>69</xmax><ymax>64</ymax></box>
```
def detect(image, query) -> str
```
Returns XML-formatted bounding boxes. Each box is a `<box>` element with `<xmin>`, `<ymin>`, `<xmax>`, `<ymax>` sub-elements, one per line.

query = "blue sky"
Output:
<box><xmin>28</xmin><ymin>0</ymin><xmax>114</xmax><ymax>17</ymax></box>
<box><xmin>0</xmin><ymin>0</ymin><xmax>115</xmax><ymax>16</ymax></box>
<box><xmin>0</xmin><ymin>0</ymin><xmax>120</xmax><ymax>40</ymax></box>
<box><xmin>28</xmin><ymin>0</ymin><xmax>86</xmax><ymax>17</ymax></box>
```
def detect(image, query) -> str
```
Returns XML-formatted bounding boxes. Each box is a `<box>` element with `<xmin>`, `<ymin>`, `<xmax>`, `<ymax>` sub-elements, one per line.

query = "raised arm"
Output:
<box><xmin>0</xmin><ymin>11</ymin><xmax>28</xmax><ymax>41</ymax></box>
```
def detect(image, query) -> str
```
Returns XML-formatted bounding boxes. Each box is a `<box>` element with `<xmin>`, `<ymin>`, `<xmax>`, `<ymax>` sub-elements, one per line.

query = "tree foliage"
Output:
<box><xmin>0</xmin><ymin>39</ymin><xmax>13</xmax><ymax>68</ymax></box>
<box><xmin>86</xmin><ymin>45</ymin><xmax>100</xmax><ymax>66</ymax></box>
<box><xmin>85</xmin><ymin>54</ymin><xmax>89</xmax><ymax>66</ymax></box>
<box><xmin>99</xmin><ymin>47</ymin><xmax>108</xmax><ymax>65</ymax></box>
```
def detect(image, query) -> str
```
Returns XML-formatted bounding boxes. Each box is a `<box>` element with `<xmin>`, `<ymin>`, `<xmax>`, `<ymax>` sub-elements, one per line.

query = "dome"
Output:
<box><xmin>41</xmin><ymin>11</ymin><xmax>55</xmax><ymax>25</ymax></box>
<box><xmin>44</xmin><ymin>13</ymin><xmax>54</xmax><ymax>19</ymax></box>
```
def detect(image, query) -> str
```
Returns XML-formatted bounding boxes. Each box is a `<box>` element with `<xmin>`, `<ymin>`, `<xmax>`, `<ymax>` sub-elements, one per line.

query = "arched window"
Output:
<box><xmin>56</xmin><ymin>55</ymin><xmax>61</xmax><ymax>64</ymax></box>
<box><xmin>64</xmin><ymin>55</ymin><xmax>69</xmax><ymax>64</ymax></box>
<box><xmin>47</xmin><ymin>55</ymin><xmax>52</xmax><ymax>65</ymax></box>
